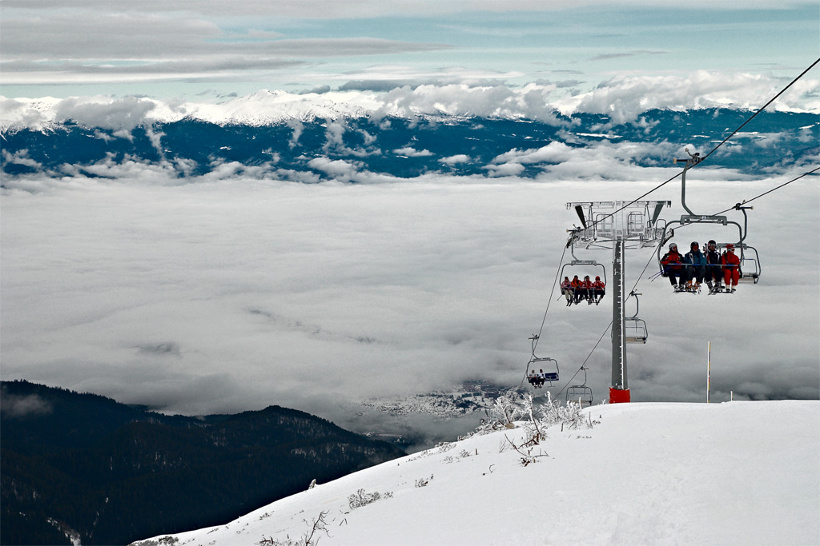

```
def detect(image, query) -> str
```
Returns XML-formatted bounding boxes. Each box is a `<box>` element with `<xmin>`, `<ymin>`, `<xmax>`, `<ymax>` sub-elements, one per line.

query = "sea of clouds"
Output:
<box><xmin>2</xmin><ymin>172</ymin><xmax>817</xmax><ymax>430</ymax></box>
<box><xmin>1</xmin><ymin>73</ymin><xmax>818</xmax><ymax>437</ymax></box>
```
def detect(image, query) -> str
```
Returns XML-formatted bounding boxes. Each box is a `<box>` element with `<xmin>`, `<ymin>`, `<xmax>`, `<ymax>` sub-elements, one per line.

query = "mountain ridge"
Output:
<box><xmin>0</xmin><ymin>380</ymin><xmax>406</xmax><ymax>545</ymax></box>
<box><xmin>3</xmin><ymin>109</ymin><xmax>817</xmax><ymax>181</ymax></box>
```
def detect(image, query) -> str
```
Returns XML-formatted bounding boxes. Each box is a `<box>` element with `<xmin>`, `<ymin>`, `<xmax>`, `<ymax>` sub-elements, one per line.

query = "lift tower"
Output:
<box><xmin>566</xmin><ymin>200</ymin><xmax>670</xmax><ymax>403</ymax></box>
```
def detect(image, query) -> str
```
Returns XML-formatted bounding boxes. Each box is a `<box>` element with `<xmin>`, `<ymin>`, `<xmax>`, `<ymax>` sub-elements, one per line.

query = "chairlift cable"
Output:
<box><xmin>554</xmin><ymin>321</ymin><xmax>612</xmax><ymax>398</ymax></box>
<box><xmin>709</xmin><ymin>165</ymin><xmax>820</xmax><ymax>216</ymax></box>
<box><xmin>531</xmin><ymin>241</ymin><xmax>569</xmax><ymax>354</ymax></box>
<box><xmin>699</xmin><ymin>57</ymin><xmax>820</xmax><ymax>164</ymax></box>
<box><xmin>629</xmin><ymin>238</ymin><xmax>665</xmax><ymax>295</ymax></box>
<box><xmin>576</xmin><ymin>57</ymin><xmax>819</xmax><ymax>233</ymax></box>
<box><xmin>520</xmin><ymin>241</ymin><xmax>570</xmax><ymax>387</ymax></box>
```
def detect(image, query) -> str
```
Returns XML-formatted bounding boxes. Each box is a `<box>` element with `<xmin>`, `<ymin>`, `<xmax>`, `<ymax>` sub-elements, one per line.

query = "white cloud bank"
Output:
<box><xmin>2</xmin><ymin>71</ymin><xmax>818</xmax><ymax>132</ymax></box>
<box><xmin>1</xmin><ymin>174</ymin><xmax>817</xmax><ymax>427</ymax></box>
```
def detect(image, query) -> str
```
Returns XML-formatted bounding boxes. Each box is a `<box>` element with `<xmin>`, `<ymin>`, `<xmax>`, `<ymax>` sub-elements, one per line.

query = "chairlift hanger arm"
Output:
<box><xmin>674</xmin><ymin>148</ymin><xmax>704</xmax><ymax>217</ymax></box>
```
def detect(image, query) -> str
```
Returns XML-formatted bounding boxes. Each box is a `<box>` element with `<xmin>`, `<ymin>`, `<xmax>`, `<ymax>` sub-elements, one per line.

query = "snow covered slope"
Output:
<box><xmin>134</xmin><ymin>401</ymin><xmax>820</xmax><ymax>546</ymax></box>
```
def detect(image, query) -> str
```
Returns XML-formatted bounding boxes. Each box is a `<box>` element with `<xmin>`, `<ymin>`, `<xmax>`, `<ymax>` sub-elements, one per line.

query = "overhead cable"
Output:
<box><xmin>710</xmin><ymin>165</ymin><xmax>820</xmax><ymax>216</ymax></box>
<box><xmin>585</xmin><ymin>57</ymin><xmax>820</xmax><ymax>231</ymax></box>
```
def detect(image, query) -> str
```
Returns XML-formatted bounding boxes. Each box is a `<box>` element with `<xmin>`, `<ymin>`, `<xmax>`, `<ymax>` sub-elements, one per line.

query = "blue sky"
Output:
<box><xmin>1</xmin><ymin>1</ymin><xmax>817</xmax><ymax>100</ymax></box>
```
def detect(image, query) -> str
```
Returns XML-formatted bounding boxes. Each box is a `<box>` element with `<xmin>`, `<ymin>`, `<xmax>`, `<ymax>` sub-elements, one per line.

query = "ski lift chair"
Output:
<box><xmin>714</xmin><ymin>242</ymin><xmax>762</xmax><ymax>284</ymax></box>
<box><xmin>566</xmin><ymin>367</ymin><xmax>593</xmax><ymax>406</ymax></box>
<box><xmin>526</xmin><ymin>335</ymin><xmax>560</xmax><ymax>387</ymax></box>
<box><xmin>738</xmin><ymin>244</ymin><xmax>761</xmax><ymax>284</ymax></box>
<box><xmin>561</xmin><ymin>225</ymin><xmax>608</xmax><ymax>287</ymax></box>
<box><xmin>659</xmin><ymin>152</ymin><xmax>762</xmax><ymax>284</ymax></box>
<box><xmin>624</xmin><ymin>291</ymin><xmax>648</xmax><ymax>344</ymax></box>
<box><xmin>625</xmin><ymin>319</ymin><xmax>648</xmax><ymax>344</ymax></box>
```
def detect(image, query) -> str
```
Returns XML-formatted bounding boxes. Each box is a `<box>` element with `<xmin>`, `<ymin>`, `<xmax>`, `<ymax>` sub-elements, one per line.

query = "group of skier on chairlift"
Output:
<box><xmin>660</xmin><ymin>239</ymin><xmax>741</xmax><ymax>294</ymax></box>
<box><xmin>560</xmin><ymin>274</ymin><xmax>605</xmax><ymax>306</ymax></box>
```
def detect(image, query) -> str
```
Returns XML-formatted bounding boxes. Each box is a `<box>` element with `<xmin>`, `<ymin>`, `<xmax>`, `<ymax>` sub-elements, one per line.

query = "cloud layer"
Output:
<box><xmin>3</xmin><ymin>71</ymin><xmax>818</xmax><ymax>133</ymax></box>
<box><xmin>2</xmin><ymin>174</ymin><xmax>817</xmax><ymax>427</ymax></box>
<box><xmin>2</xmin><ymin>1</ymin><xmax>817</xmax><ymax>100</ymax></box>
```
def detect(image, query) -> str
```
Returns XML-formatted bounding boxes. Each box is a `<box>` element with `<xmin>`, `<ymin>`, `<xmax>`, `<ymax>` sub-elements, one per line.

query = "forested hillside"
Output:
<box><xmin>1</xmin><ymin>380</ymin><xmax>405</xmax><ymax>545</ymax></box>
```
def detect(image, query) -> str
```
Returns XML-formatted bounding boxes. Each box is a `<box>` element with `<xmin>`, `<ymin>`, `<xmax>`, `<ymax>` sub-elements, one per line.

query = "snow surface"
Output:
<box><xmin>134</xmin><ymin>401</ymin><xmax>820</xmax><ymax>546</ymax></box>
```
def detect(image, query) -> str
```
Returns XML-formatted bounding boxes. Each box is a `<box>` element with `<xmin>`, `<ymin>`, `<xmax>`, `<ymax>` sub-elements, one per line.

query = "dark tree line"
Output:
<box><xmin>1</xmin><ymin>380</ymin><xmax>405</xmax><ymax>545</ymax></box>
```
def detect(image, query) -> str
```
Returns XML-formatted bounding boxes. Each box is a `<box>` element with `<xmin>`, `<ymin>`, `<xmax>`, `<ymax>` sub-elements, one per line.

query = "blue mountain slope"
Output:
<box><xmin>2</xmin><ymin>109</ymin><xmax>817</xmax><ymax>180</ymax></box>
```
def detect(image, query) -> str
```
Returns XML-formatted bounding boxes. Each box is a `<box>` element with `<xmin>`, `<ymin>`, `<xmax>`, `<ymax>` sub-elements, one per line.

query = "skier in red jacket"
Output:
<box><xmin>581</xmin><ymin>275</ymin><xmax>593</xmax><ymax>304</ymax></box>
<box><xmin>570</xmin><ymin>275</ymin><xmax>583</xmax><ymax>304</ymax></box>
<box><xmin>592</xmin><ymin>276</ymin><xmax>606</xmax><ymax>304</ymax></box>
<box><xmin>660</xmin><ymin>243</ymin><xmax>688</xmax><ymax>291</ymax></box>
<box><xmin>721</xmin><ymin>243</ymin><xmax>741</xmax><ymax>292</ymax></box>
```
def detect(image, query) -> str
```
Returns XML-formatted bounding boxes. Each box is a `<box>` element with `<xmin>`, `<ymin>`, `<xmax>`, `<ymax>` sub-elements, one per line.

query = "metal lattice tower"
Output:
<box><xmin>566</xmin><ymin>200</ymin><xmax>670</xmax><ymax>403</ymax></box>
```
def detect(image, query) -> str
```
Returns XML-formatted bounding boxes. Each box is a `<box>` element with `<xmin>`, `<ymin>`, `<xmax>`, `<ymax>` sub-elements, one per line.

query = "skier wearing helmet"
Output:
<box><xmin>704</xmin><ymin>240</ymin><xmax>723</xmax><ymax>292</ymax></box>
<box><xmin>683</xmin><ymin>241</ymin><xmax>707</xmax><ymax>292</ymax></box>
<box><xmin>721</xmin><ymin>243</ymin><xmax>741</xmax><ymax>292</ymax></box>
<box><xmin>660</xmin><ymin>242</ymin><xmax>687</xmax><ymax>291</ymax></box>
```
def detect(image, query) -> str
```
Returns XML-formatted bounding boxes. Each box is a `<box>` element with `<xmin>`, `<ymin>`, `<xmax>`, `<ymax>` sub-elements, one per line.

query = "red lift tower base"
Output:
<box><xmin>609</xmin><ymin>387</ymin><xmax>631</xmax><ymax>404</ymax></box>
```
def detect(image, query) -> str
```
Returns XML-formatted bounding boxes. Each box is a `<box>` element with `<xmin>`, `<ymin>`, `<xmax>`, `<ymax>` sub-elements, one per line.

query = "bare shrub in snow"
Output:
<box><xmin>490</xmin><ymin>390</ymin><xmax>526</xmax><ymax>425</ymax></box>
<box><xmin>538</xmin><ymin>392</ymin><xmax>600</xmax><ymax>431</ymax></box>
<box><xmin>258</xmin><ymin>511</ymin><xmax>329</xmax><ymax>546</ymax></box>
<box><xmin>348</xmin><ymin>489</ymin><xmax>381</xmax><ymax>509</ymax></box>
<box><xmin>131</xmin><ymin>537</ymin><xmax>179</xmax><ymax>546</ymax></box>
<box><xmin>493</xmin><ymin>392</ymin><xmax>601</xmax><ymax>466</ymax></box>
<box><xmin>435</xmin><ymin>442</ymin><xmax>457</xmax><ymax>452</ymax></box>
<box><xmin>460</xmin><ymin>389</ymin><xmax>526</xmax><ymax>440</ymax></box>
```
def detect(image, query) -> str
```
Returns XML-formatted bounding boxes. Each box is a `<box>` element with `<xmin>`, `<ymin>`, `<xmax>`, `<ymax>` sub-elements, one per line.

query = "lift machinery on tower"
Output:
<box><xmin>565</xmin><ymin>198</ymin><xmax>670</xmax><ymax>403</ymax></box>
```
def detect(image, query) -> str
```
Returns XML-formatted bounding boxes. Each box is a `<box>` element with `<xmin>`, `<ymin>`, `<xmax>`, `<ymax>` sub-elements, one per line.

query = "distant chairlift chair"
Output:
<box><xmin>566</xmin><ymin>366</ymin><xmax>593</xmax><ymax>406</ymax></box>
<box><xmin>624</xmin><ymin>291</ymin><xmax>648</xmax><ymax>344</ymax></box>
<box><xmin>527</xmin><ymin>335</ymin><xmax>560</xmax><ymax>387</ymax></box>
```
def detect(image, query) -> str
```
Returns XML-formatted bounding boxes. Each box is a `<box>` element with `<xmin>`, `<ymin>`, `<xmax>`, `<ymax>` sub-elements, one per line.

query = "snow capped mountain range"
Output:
<box><xmin>3</xmin><ymin>70</ymin><xmax>818</xmax><ymax>132</ymax></box>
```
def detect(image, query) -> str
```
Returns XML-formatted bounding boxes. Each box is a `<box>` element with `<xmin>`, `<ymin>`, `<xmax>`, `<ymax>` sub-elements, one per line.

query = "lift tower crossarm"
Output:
<box><xmin>565</xmin><ymin>200</ymin><xmax>668</xmax><ymax>404</ymax></box>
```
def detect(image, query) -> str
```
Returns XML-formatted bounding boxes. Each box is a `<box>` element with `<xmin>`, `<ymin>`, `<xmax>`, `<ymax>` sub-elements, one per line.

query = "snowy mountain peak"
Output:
<box><xmin>3</xmin><ymin>70</ymin><xmax>818</xmax><ymax>131</ymax></box>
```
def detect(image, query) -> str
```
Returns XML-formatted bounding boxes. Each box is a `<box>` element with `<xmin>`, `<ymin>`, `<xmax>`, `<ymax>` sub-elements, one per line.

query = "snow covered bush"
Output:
<box><xmin>258</xmin><ymin>511</ymin><xmax>329</xmax><ymax>546</ymax></box>
<box><xmin>538</xmin><ymin>392</ymin><xmax>600</xmax><ymax>431</ymax></box>
<box><xmin>490</xmin><ymin>390</ymin><xmax>527</xmax><ymax>425</ymax></box>
<box><xmin>464</xmin><ymin>390</ymin><xmax>598</xmax><ymax>442</ymax></box>
<box><xmin>462</xmin><ymin>391</ymin><xmax>600</xmax><ymax>465</ymax></box>
<box><xmin>459</xmin><ymin>389</ymin><xmax>527</xmax><ymax>440</ymax></box>
<box><xmin>347</xmin><ymin>488</ymin><xmax>392</xmax><ymax>509</ymax></box>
